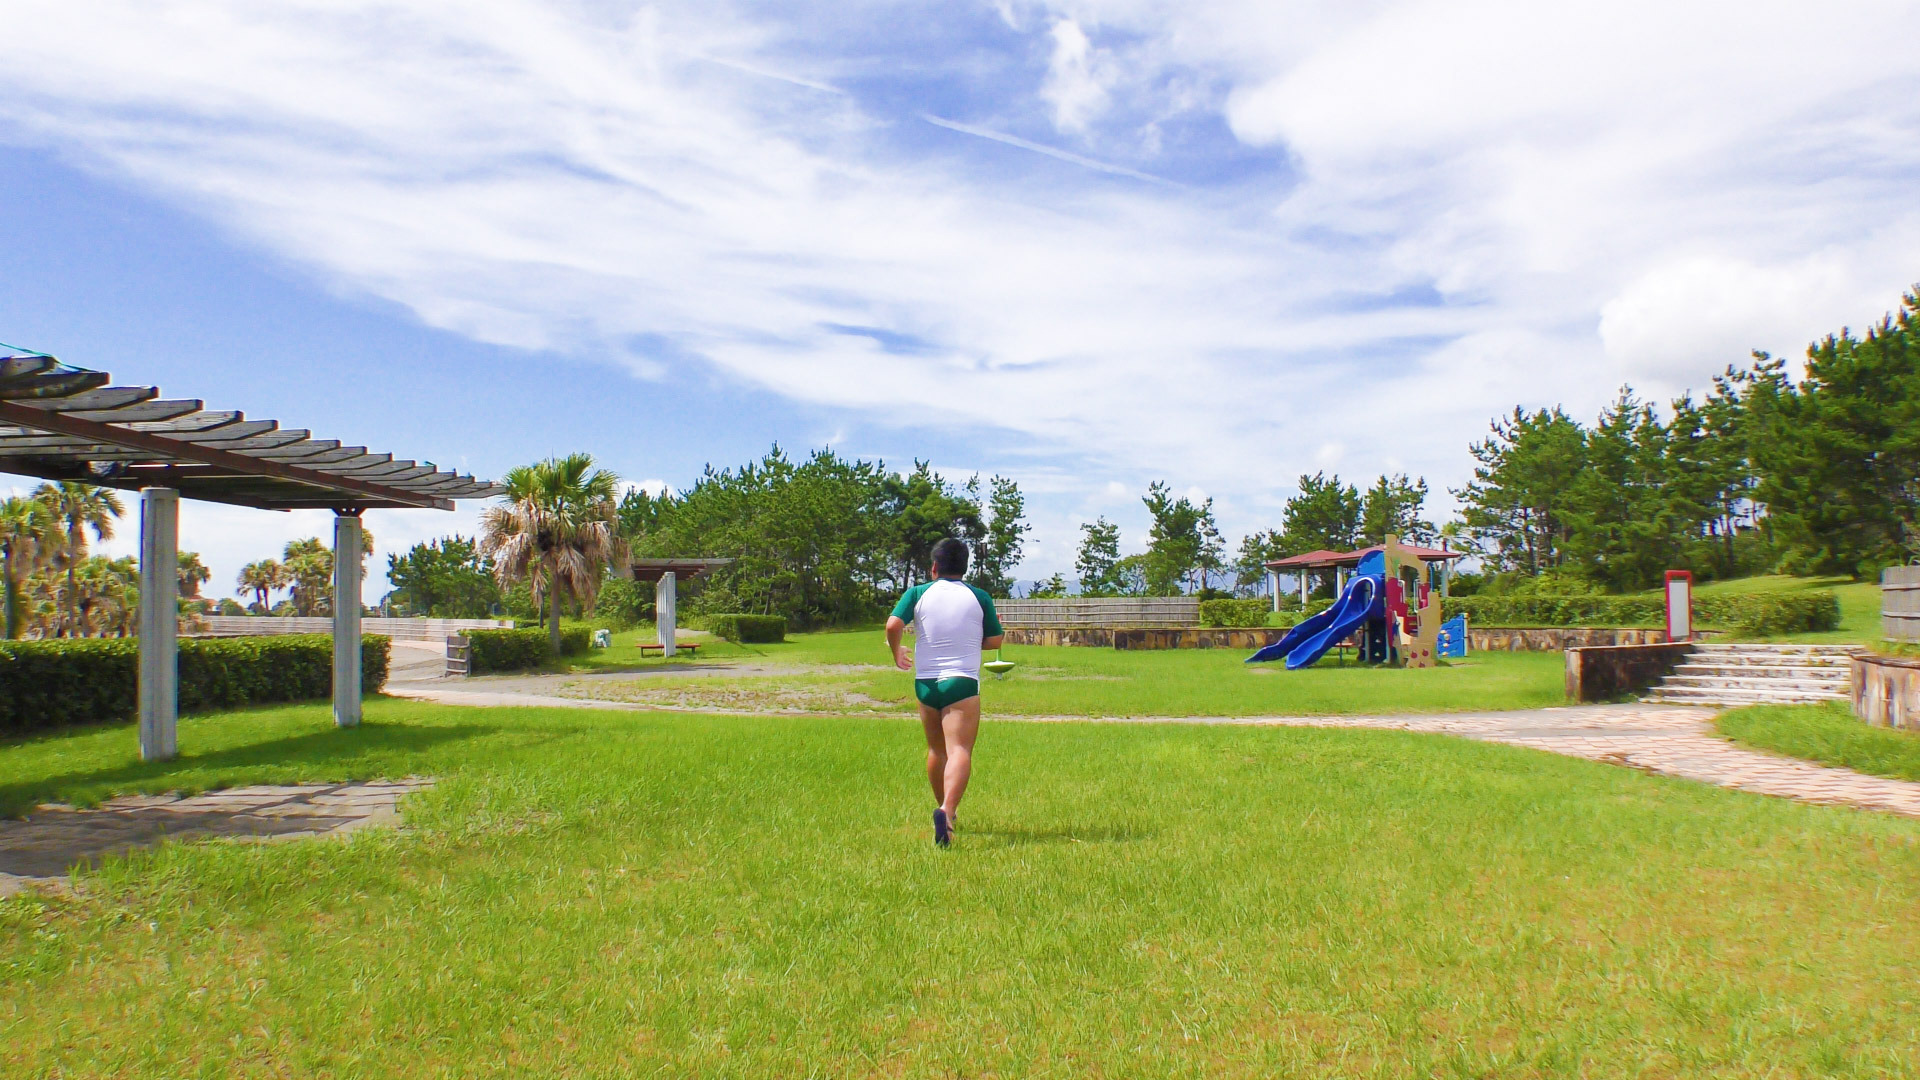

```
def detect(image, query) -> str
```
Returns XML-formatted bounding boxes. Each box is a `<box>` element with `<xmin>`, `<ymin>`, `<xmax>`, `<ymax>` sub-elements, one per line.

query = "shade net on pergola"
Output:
<box><xmin>0</xmin><ymin>348</ymin><xmax>502</xmax><ymax>760</ymax></box>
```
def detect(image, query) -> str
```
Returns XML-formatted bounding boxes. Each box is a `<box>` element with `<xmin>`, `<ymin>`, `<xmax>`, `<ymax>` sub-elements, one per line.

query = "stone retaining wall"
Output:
<box><xmin>1565</xmin><ymin>642</ymin><xmax>1694</xmax><ymax>702</ymax></box>
<box><xmin>1852</xmin><ymin>653</ymin><xmax>1920</xmax><ymax>731</ymax></box>
<box><xmin>1474</xmin><ymin>627</ymin><xmax>1691</xmax><ymax>651</ymax></box>
<box><xmin>1112</xmin><ymin>627</ymin><xmax>1291</xmax><ymax>651</ymax></box>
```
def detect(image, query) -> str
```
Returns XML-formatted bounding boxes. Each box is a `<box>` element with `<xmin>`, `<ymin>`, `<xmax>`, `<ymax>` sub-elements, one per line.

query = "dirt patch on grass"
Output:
<box><xmin>559</xmin><ymin>678</ymin><xmax>899</xmax><ymax>715</ymax></box>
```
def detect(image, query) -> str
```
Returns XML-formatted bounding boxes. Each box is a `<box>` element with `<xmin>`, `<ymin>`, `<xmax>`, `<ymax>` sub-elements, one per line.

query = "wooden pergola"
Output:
<box><xmin>0</xmin><ymin>351</ymin><xmax>500</xmax><ymax>760</ymax></box>
<box><xmin>629</xmin><ymin>558</ymin><xmax>732</xmax><ymax>658</ymax></box>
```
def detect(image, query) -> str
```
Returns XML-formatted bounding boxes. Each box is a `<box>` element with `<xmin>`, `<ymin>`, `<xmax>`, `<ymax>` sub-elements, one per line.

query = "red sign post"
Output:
<box><xmin>1664</xmin><ymin>570</ymin><xmax>1693</xmax><ymax>643</ymax></box>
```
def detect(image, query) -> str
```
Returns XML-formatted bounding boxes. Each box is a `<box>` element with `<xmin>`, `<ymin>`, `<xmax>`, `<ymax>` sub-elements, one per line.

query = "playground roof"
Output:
<box><xmin>0</xmin><ymin>352</ymin><xmax>500</xmax><ymax>511</ymax></box>
<box><xmin>1265</xmin><ymin>543</ymin><xmax>1466</xmax><ymax>571</ymax></box>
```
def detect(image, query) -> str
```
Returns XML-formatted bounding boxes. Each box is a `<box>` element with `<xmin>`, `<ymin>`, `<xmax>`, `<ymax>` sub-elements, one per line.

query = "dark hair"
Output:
<box><xmin>932</xmin><ymin>538</ymin><xmax>970</xmax><ymax>577</ymax></box>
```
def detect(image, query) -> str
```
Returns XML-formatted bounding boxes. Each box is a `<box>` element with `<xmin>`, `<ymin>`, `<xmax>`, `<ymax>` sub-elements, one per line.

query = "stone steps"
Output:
<box><xmin>1644</xmin><ymin>643</ymin><xmax>1858</xmax><ymax>707</ymax></box>
<box><xmin>1672</xmin><ymin>664</ymin><xmax>1849</xmax><ymax>679</ymax></box>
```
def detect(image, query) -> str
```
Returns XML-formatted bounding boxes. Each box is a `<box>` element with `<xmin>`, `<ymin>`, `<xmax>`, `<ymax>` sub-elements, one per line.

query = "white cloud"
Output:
<box><xmin>1040</xmin><ymin>19</ymin><xmax>1112</xmax><ymax>133</ymax></box>
<box><xmin>3</xmin><ymin>1</ymin><xmax>1918</xmax><ymax>574</ymax></box>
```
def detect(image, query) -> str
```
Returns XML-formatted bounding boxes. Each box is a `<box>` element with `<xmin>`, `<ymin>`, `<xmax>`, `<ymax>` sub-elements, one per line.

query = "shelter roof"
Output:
<box><xmin>1265</xmin><ymin>543</ymin><xmax>1467</xmax><ymax>571</ymax></box>
<box><xmin>0</xmin><ymin>352</ymin><xmax>500</xmax><ymax>511</ymax></box>
<box><xmin>629</xmin><ymin>558</ymin><xmax>734</xmax><ymax>583</ymax></box>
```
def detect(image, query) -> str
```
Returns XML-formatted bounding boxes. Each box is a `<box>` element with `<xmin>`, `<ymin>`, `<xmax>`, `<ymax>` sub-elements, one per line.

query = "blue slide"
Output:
<box><xmin>1247</xmin><ymin>576</ymin><xmax>1380</xmax><ymax>670</ymax></box>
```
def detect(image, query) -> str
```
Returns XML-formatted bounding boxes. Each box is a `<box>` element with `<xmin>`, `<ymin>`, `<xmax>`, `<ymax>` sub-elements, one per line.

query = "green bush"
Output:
<box><xmin>1448</xmin><ymin>589</ymin><xmax>1840</xmax><ymax>634</ymax></box>
<box><xmin>1697</xmin><ymin>591</ymin><xmax>1841</xmax><ymax>635</ymax></box>
<box><xmin>465</xmin><ymin>626</ymin><xmax>592</xmax><ymax>673</ymax></box>
<box><xmin>0</xmin><ymin>634</ymin><xmax>389</xmax><ymax>737</ymax></box>
<box><xmin>706</xmin><ymin>613</ymin><xmax>787</xmax><ymax>643</ymax></box>
<box><xmin>1199</xmin><ymin>598</ymin><xmax>1271</xmax><ymax>627</ymax></box>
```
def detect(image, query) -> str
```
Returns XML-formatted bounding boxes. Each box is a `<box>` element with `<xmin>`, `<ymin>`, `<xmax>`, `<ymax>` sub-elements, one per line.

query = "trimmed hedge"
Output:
<box><xmin>1447</xmin><ymin>589</ymin><xmax>1839</xmax><ymax>635</ymax></box>
<box><xmin>1199</xmin><ymin>598</ymin><xmax>1270</xmax><ymax>628</ymax></box>
<box><xmin>0</xmin><ymin>634</ymin><xmax>390</xmax><ymax>737</ymax></box>
<box><xmin>707</xmin><ymin>613</ymin><xmax>787</xmax><ymax>644</ymax></box>
<box><xmin>464</xmin><ymin>626</ymin><xmax>591</xmax><ymax>673</ymax></box>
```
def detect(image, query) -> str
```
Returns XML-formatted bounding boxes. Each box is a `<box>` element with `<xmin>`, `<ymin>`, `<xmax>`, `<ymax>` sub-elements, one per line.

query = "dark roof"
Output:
<box><xmin>1265</xmin><ymin>543</ymin><xmax>1467</xmax><ymax>570</ymax></box>
<box><xmin>0</xmin><ymin>352</ymin><xmax>499</xmax><ymax>511</ymax></box>
<box><xmin>629</xmin><ymin>558</ymin><xmax>734</xmax><ymax>583</ymax></box>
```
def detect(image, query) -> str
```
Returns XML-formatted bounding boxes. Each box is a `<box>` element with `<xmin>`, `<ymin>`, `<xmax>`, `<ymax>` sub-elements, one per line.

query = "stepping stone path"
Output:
<box><xmin>1645</xmin><ymin>642</ymin><xmax>1856</xmax><ymax>706</ymax></box>
<box><xmin>0</xmin><ymin>778</ymin><xmax>433</xmax><ymax>897</ymax></box>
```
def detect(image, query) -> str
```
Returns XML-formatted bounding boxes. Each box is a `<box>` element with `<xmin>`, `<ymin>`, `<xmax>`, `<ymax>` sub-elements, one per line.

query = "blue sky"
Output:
<box><xmin>4</xmin><ymin>0</ymin><xmax>1919</xmax><ymax>601</ymax></box>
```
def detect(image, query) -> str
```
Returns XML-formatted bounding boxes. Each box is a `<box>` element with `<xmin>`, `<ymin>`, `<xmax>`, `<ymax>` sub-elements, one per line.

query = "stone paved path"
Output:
<box><xmin>1047</xmin><ymin>704</ymin><xmax>1920</xmax><ymax>819</ymax></box>
<box><xmin>0</xmin><ymin>778</ymin><xmax>433</xmax><ymax>896</ymax></box>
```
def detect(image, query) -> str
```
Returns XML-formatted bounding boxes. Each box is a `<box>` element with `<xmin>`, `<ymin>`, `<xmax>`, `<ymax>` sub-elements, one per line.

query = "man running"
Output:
<box><xmin>886</xmin><ymin>537</ymin><xmax>1004</xmax><ymax>848</ymax></box>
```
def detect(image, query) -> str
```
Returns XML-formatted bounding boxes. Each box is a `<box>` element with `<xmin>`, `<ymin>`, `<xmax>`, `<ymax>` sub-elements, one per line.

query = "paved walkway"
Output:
<box><xmin>0</xmin><ymin>779</ymin><xmax>434</xmax><ymax>896</ymax></box>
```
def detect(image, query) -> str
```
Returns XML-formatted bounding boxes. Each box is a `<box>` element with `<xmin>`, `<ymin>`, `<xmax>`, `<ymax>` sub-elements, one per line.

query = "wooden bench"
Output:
<box><xmin>637</xmin><ymin>642</ymin><xmax>701</xmax><ymax>656</ymax></box>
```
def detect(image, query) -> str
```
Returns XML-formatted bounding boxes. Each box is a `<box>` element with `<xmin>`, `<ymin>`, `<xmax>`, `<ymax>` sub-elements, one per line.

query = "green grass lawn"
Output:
<box><xmin>6</xmin><ymin>700</ymin><xmax>1920</xmax><ymax>1076</ymax></box>
<box><xmin>546</xmin><ymin>628</ymin><xmax>1570</xmax><ymax>716</ymax></box>
<box><xmin>1684</xmin><ymin>574</ymin><xmax>1883</xmax><ymax>645</ymax></box>
<box><xmin>1719</xmin><ymin>702</ymin><xmax>1920</xmax><ymax>782</ymax></box>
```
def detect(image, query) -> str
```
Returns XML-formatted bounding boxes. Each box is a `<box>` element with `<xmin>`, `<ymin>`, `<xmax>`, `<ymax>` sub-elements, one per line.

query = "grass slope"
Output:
<box><xmin>6</xmin><ymin>700</ymin><xmax>1920</xmax><ymax>1076</ymax></box>
<box><xmin>1719</xmin><ymin>702</ymin><xmax>1920</xmax><ymax>782</ymax></box>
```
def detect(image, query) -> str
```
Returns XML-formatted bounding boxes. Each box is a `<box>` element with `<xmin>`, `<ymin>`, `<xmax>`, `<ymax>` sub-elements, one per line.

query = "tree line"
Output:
<box><xmin>1456</xmin><ymin>289</ymin><xmax>1920</xmax><ymax>590</ymax></box>
<box><xmin>0</xmin><ymin>482</ymin><xmax>212</xmax><ymax>639</ymax></box>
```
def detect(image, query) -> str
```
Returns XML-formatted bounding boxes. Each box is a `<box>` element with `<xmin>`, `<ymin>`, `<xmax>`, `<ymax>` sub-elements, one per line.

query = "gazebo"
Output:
<box><xmin>0</xmin><ymin>351</ymin><xmax>500</xmax><ymax>760</ymax></box>
<box><xmin>1264</xmin><ymin>543</ymin><xmax>1467</xmax><ymax>610</ymax></box>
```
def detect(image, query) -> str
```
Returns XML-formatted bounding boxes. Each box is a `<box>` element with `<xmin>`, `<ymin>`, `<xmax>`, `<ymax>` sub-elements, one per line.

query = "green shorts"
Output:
<box><xmin>914</xmin><ymin>676</ymin><xmax>980</xmax><ymax>710</ymax></box>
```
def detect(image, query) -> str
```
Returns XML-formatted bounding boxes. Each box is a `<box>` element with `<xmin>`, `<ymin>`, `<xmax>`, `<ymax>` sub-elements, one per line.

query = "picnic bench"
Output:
<box><xmin>638</xmin><ymin>642</ymin><xmax>701</xmax><ymax>656</ymax></box>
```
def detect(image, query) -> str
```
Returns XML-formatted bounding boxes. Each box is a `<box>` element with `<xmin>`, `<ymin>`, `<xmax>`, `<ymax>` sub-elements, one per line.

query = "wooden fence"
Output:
<box><xmin>995</xmin><ymin>598</ymin><xmax>1200</xmax><ymax>628</ymax></box>
<box><xmin>1885</xmin><ymin>566</ymin><xmax>1920</xmax><ymax>642</ymax></box>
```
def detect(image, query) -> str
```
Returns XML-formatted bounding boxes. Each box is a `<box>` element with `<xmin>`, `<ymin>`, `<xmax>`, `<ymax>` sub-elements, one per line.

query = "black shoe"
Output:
<box><xmin>933</xmin><ymin>808</ymin><xmax>952</xmax><ymax>848</ymax></box>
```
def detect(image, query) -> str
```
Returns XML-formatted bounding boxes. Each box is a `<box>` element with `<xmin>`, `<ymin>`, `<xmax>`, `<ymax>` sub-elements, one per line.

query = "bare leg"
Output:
<box><xmin>920</xmin><ymin>704</ymin><xmax>948</xmax><ymax>806</ymax></box>
<box><xmin>939</xmin><ymin>696</ymin><xmax>981</xmax><ymax>818</ymax></box>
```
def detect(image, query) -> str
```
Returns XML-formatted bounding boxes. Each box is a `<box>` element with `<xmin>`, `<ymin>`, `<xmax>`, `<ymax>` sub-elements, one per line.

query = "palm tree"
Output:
<box><xmin>480</xmin><ymin>453</ymin><xmax>626</xmax><ymax>655</ymax></box>
<box><xmin>177</xmin><ymin>551</ymin><xmax>211</xmax><ymax>599</ymax></box>
<box><xmin>236</xmin><ymin>559</ymin><xmax>287</xmax><ymax>614</ymax></box>
<box><xmin>283</xmin><ymin>538</ymin><xmax>332</xmax><ymax>617</ymax></box>
<box><xmin>0</xmin><ymin>495</ymin><xmax>57</xmax><ymax>638</ymax></box>
<box><xmin>33</xmin><ymin>482</ymin><xmax>124</xmax><ymax>636</ymax></box>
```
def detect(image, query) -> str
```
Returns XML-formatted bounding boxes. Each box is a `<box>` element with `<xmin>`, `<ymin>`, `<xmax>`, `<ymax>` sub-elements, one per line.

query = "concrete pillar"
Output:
<box><xmin>1299</xmin><ymin>572</ymin><xmax>1308</xmax><ymax>608</ymax></box>
<box><xmin>1268</xmin><ymin>571</ymin><xmax>1279</xmax><ymax>613</ymax></box>
<box><xmin>332</xmin><ymin>512</ymin><xmax>363</xmax><ymax>728</ymax></box>
<box><xmin>657</xmin><ymin>571</ymin><xmax>677</xmax><ymax>659</ymax></box>
<box><xmin>138</xmin><ymin>488</ymin><xmax>179</xmax><ymax>761</ymax></box>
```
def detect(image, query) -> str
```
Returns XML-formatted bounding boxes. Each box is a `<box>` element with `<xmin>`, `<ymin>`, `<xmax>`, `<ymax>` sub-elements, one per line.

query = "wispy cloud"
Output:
<box><xmin>2</xmin><ymin>0</ymin><xmax>1917</xmax><ymax>578</ymax></box>
<box><xmin>920</xmin><ymin>113</ymin><xmax>1177</xmax><ymax>185</ymax></box>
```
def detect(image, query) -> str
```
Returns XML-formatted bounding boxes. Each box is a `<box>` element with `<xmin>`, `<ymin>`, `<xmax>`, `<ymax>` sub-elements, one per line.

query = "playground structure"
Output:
<box><xmin>1249</xmin><ymin>535</ymin><xmax>1462</xmax><ymax>670</ymax></box>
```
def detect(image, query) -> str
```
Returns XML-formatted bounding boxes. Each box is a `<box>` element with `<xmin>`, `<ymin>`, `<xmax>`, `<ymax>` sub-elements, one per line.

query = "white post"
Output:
<box><xmin>1299</xmin><ymin>572</ymin><xmax>1308</xmax><ymax>608</ymax></box>
<box><xmin>1268</xmin><ymin>571</ymin><xmax>1279</xmax><ymax>613</ymax></box>
<box><xmin>138</xmin><ymin>488</ymin><xmax>179</xmax><ymax>761</ymax></box>
<box><xmin>657</xmin><ymin>571</ymin><xmax>677</xmax><ymax>659</ymax></box>
<box><xmin>332</xmin><ymin>513</ymin><xmax>363</xmax><ymax>728</ymax></box>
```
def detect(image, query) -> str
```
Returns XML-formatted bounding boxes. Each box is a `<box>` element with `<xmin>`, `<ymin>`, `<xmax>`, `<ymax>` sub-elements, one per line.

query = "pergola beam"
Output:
<box><xmin>0</xmin><ymin>400</ymin><xmax>450</xmax><ymax>509</ymax></box>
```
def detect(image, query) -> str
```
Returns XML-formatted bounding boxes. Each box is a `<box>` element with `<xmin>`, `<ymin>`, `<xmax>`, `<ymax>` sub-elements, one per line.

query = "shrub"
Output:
<box><xmin>1447</xmin><ymin>589</ymin><xmax>1840</xmax><ymax>634</ymax></box>
<box><xmin>1200</xmin><ymin>598</ymin><xmax>1271</xmax><ymax>627</ymax></box>
<box><xmin>707</xmin><ymin>613</ymin><xmax>787</xmax><ymax>643</ymax></box>
<box><xmin>0</xmin><ymin>634</ymin><xmax>389</xmax><ymax>737</ymax></box>
<box><xmin>465</xmin><ymin>626</ymin><xmax>591</xmax><ymax>672</ymax></box>
<box><xmin>1697</xmin><ymin>591</ymin><xmax>1840</xmax><ymax>635</ymax></box>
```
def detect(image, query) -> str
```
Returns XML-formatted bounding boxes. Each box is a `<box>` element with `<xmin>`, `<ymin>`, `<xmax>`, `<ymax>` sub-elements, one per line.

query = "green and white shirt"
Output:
<box><xmin>891</xmin><ymin>577</ymin><xmax>1005</xmax><ymax>680</ymax></box>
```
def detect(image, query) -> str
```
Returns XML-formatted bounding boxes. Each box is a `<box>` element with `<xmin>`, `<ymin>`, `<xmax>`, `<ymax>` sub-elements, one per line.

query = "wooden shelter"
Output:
<box><xmin>0</xmin><ymin>351</ymin><xmax>499</xmax><ymax>759</ymax></box>
<box><xmin>628</xmin><ymin>557</ymin><xmax>732</xmax><ymax>658</ymax></box>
